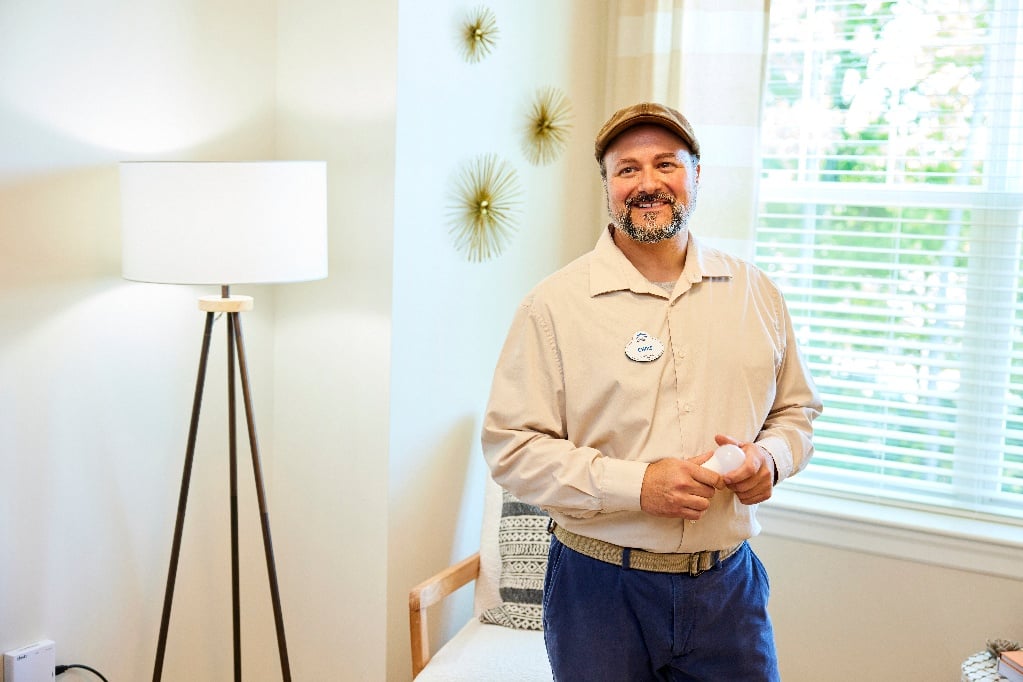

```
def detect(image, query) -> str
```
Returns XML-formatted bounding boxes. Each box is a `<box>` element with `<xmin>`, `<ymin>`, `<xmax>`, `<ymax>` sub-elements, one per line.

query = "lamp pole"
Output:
<box><xmin>151</xmin><ymin>289</ymin><xmax>291</xmax><ymax>682</ymax></box>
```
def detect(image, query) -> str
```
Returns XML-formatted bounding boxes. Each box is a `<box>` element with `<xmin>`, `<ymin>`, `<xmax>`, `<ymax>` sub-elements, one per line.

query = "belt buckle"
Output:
<box><xmin>689</xmin><ymin>550</ymin><xmax>719</xmax><ymax>577</ymax></box>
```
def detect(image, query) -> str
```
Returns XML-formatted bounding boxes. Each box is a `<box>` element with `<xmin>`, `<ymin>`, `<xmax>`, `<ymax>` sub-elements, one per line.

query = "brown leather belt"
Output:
<box><xmin>549</xmin><ymin>521</ymin><xmax>742</xmax><ymax>576</ymax></box>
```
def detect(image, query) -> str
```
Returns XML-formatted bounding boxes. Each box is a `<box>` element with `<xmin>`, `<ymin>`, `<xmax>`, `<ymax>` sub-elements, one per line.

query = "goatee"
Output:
<box><xmin>613</xmin><ymin>192</ymin><xmax>693</xmax><ymax>244</ymax></box>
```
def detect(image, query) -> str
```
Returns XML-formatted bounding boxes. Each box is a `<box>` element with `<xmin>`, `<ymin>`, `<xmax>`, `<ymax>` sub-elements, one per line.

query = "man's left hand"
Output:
<box><xmin>713</xmin><ymin>434</ymin><xmax>776</xmax><ymax>505</ymax></box>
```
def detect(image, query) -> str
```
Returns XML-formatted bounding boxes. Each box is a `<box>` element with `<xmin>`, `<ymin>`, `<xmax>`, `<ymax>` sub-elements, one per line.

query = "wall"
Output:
<box><xmin>753</xmin><ymin>534</ymin><xmax>1023</xmax><ymax>681</ymax></box>
<box><xmin>387</xmin><ymin>1</ymin><xmax>608</xmax><ymax>678</ymax></box>
<box><xmin>271</xmin><ymin>0</ymin><xmax>397</xmax><ymax>679</ymax></box>
<box><xmin>0</xmin><ymin>1</ymin><xmax>284</xmax><ymax>679</ymax></box>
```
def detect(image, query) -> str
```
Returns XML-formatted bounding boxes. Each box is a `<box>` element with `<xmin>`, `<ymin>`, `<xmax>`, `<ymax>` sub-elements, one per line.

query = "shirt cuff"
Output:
<box><xmin>755</xmin><ymin>435</ymin><xmax>792</xmax><ymax>483</ymax></box>
<box><xmin>599</xmin><ymin>458</ymin><xmax>649</xmax><ymax>512</ymax></box>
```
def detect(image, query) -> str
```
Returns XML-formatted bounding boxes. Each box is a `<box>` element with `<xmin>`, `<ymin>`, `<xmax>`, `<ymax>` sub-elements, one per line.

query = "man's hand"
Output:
<box><xmin>714</xmin><ymin>434</ymin><xmax>776</xmax><ymax>505</ymax></box>
<box><xmin>640</xmin><ymin>455</ymin><xmax>722</xmax><ymax>519</ymax></box>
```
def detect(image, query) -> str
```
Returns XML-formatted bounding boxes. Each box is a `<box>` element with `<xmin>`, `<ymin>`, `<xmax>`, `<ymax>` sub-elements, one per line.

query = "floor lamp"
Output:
<box><xmin>119</xmin><ymin>161</ymin><xmax>328</xmax><ymax>682</ymax></box>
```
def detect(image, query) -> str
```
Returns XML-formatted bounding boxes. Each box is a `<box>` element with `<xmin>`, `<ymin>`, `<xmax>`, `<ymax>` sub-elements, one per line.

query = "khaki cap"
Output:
<box><xmin>594</xmin><ymin>102</ymin><xmax>700</xmax><ymax>162</ymax></box>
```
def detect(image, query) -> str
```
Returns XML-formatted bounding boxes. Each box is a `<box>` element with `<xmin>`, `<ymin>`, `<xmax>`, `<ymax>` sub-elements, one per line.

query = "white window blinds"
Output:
<box><xmin>755</xmin><ymin>0</ymin><xmax>1023</xmax><ymax>521</ymax></box>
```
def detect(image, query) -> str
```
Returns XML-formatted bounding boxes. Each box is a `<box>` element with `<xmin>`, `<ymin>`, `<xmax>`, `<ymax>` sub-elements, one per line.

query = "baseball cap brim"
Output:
<box><xmin>594</xmin><ymin>102</ymin><xmax>700</xmax><ymax>162</ymax></box>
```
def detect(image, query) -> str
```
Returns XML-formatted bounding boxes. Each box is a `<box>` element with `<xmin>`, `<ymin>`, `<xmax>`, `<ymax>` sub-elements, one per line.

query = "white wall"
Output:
<box><xmin>754</xmin><ymin>534</ymin><xmax>1023</xmax><ymax>681</ymax></box>
<box><xmin>271</xmin><ymin>0</ymin><xmax>397</xmax><ymax>679</ymax></box>
<box><xmin>387</xmin><ymin>1</ymin><xmax>608</xmax><ymax>678</ymax></box>
<box><xmin>0</xmin><ymin>1</ymin><xmax>284</xmax><ymax>680</ymax></box>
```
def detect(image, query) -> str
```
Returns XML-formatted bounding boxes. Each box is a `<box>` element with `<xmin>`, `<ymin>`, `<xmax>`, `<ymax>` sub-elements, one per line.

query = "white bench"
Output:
<box><xmin>409</xmin><ymin>477</ymin><xmax>552</xmax><ymax>680</ymax></box>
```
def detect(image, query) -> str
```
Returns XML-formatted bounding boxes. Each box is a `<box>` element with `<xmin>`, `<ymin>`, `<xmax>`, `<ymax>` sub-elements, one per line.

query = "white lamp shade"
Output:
<box><xmin>119</xmin><ymin>161</ymin><xmax>328</xmax><ymax>285</ymax></box>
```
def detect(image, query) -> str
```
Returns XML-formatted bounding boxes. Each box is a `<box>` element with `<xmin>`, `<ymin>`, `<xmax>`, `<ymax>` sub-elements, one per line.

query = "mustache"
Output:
<box><xmin>626</xmin><ymin>192</ymin><xmax>675</xmax><ymax>208</ymax></box>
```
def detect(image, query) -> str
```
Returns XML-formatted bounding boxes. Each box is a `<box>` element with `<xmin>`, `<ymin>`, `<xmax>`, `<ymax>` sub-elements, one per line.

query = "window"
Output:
<box><xmin>756</xmin><ymin>0</ymin><xmax>1023</xmax><ymax>522</ymax></box>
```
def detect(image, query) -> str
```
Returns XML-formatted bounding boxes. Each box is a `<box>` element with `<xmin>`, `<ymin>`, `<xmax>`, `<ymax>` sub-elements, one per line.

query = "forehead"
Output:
<box><xmin>603</xmin><ymin>124</ymin><xmax>691</xmax><ymax>163</ymax></box>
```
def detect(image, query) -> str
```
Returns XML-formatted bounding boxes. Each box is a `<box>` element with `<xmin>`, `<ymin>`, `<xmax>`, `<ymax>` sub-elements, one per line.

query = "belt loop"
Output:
<box><xmin>621</xmin><ymin>547</ymin><xmax>632</xmax><ymax>570</ymax></box>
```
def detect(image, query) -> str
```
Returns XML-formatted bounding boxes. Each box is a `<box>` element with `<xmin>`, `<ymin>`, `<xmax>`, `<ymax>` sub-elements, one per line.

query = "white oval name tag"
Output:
<box><xmin>625</xmin><ymin>331</ymin><xmax>664</xmax><ymax>362</ymax></box>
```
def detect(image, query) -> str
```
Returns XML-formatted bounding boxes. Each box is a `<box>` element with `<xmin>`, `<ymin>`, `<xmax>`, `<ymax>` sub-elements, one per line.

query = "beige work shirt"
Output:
<box><xmin>482</xmin><ymin>227</ymin><xmax>822</xmax><ymax>553</ymax></box>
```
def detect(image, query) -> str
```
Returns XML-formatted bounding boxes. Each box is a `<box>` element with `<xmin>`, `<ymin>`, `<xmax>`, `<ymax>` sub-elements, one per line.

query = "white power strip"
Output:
<box><xmin>2</xmin><ymin>641</ymin><xmax>55</xmax><ymax>682</ymax></box>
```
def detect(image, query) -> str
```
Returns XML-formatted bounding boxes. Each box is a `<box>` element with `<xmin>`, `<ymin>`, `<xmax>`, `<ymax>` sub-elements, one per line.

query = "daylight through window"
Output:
<box><xmin>755</xmin><ymin>0</ymin><xmax>1023</xmax><ymax>521</ymax></box>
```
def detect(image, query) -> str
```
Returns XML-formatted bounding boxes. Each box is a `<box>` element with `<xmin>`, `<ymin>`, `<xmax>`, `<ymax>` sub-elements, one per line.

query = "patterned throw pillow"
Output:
<box><xmin>479</xmin><ymin>489</ymin><xmax>549</xmax><ymax>631</ymax></box>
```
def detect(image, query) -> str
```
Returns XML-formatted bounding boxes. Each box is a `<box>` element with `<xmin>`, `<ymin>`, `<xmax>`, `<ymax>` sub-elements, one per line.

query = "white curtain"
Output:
<box><xmin>604</xmin><ymin>0</ymin><xmax>770</xmax><ymax>255</ymax></box>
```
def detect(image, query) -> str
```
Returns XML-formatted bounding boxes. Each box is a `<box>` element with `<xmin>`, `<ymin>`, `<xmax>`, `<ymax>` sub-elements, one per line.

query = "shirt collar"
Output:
<box><xmin>589</xmin><ymin>225</ymin><xmax>735</xmax><ymax>298</ymax></box>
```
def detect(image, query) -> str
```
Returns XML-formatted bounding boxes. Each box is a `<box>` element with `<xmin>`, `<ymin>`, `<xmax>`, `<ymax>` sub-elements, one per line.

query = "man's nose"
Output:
<box><xmin>637</xmin><ymin>166</ymin><xmax>661</xmax><ymax>191</ymax></box>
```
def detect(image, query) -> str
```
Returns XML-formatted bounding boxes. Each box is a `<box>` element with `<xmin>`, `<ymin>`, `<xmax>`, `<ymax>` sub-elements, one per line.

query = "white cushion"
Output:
<box><xmin>415</xmin><ymin>619</ymin><xmax>552</xmax><ymax>682</ymax></box>
<box><xmin>473</xmin><ymin>474</ymin><xmax>504</xmax><ymax>616</ymax></box>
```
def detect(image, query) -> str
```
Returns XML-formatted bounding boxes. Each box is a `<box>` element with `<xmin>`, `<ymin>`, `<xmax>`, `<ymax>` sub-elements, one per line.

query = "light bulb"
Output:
<box><xmin>703</xmin><ymin>444</ymin><xmax>745</xmax><ymax>474</ymax></box>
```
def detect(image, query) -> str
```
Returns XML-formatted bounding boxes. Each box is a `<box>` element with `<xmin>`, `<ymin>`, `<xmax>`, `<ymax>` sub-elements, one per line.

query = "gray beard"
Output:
<box><xmin>613</xmin><ymin>195</ymin><xmax>693</xmax><ymax>244</ymax></box>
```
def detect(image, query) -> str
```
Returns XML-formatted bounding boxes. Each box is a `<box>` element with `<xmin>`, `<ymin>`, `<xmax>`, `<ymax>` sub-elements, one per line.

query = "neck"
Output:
<box><xmin>610</xmin><ymin>226</ymin><xmax>689</xmax><ymax>282</ymax></box>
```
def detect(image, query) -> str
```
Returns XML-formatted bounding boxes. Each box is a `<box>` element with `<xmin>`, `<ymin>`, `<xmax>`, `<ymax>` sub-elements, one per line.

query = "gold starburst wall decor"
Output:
<box><xmin>448</xmin><ymin>154</ymin><xmax>522</xmax><ymax>262</ymax></box>
<box><xmin>460</xmin><ymin>6</ymin><xmax>498</xmax><ymax>63</ymax></box>
<box><xmin>523</xmin><ymin>87</ymin><xmax>573</xmax><ymax>165</ymax></box>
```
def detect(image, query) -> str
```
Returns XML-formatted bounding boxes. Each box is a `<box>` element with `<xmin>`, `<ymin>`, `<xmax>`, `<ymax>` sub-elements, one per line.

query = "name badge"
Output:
<box><xmin>625</xmin><ymin>331</ymin><xmax>664</xmax><ymax>362</ymax></box>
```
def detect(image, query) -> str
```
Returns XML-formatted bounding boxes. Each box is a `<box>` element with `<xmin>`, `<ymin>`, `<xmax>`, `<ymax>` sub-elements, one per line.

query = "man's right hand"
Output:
<box><xmin>639</xmin><ymin>456</ymin><xmax>722</xmax><ymax>519</ymax></box>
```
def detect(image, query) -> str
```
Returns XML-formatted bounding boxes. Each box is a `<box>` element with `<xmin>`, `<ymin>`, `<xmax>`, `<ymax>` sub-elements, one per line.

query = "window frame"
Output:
<box><xmin>757</xmin><ymin>486</ymin><xmax>1023</xmax><ymax>580</ymax></box>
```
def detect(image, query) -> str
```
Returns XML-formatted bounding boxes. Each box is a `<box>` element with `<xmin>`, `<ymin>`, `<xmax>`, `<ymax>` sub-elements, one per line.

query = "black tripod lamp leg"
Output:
<box><xmin>231</xmin><ymin>313</ymin><xmax>292</xmax><ymax>681</ymax></box>
<box><xmin>153</xmin><ymin>311</ymin><xmax>216</xmax><ymax>682</ymax></box>
<box><xmin>228</xmin><ymin>313</ymin><xmax>243</xmax><ymax>682</ymax></box>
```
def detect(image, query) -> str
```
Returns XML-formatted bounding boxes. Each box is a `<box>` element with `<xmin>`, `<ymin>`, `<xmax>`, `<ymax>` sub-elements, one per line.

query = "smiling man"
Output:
<box><xmin>603</xmin><ymin>122</ymin><xmax>697</xmax><ymax>246</ymax></box>
<box><xmin>482</xmin><ymin>102</ymin><xmax>822</xmax><ymax>681</ymax></box>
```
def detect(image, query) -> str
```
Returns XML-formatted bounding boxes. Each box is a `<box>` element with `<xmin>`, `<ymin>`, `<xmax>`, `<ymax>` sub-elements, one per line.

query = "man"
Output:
<box><xmin>482</xmin><ymin>102</ymin><xmax>822</xmax><ymax>681</ymax></box>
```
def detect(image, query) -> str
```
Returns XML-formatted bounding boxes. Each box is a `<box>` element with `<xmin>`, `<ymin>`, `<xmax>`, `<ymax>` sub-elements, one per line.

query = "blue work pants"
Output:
<box><xmin>542</xmin><ymin>537</ymin><xmax>780</xmax><ymax>681</ymax></box>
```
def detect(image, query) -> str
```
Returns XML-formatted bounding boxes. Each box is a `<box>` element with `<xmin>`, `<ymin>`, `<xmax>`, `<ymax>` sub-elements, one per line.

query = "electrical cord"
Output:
<box><xmin>55</xmin><ymin>664</ymin><xmax>110</xmax><ymax>682</ymax></box>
